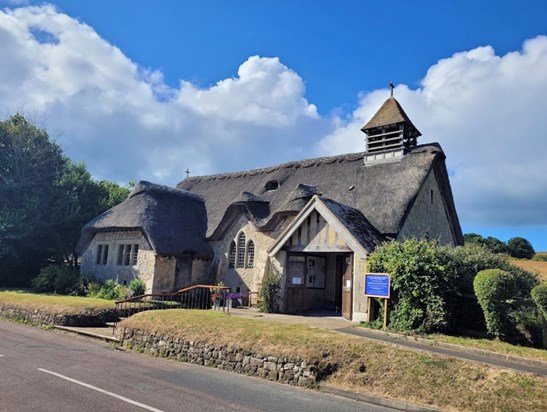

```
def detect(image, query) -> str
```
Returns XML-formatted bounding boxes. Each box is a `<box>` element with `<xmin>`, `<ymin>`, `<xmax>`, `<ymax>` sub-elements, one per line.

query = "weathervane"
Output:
<box><xmin>185</xmin><ymin>168</ymin><xmax>190</xmax><ymax>178</ymax></box>
<box><xmin>390</xmin><ymin>81</ymin><xmax>395</xmax><ymax>97</ymax></box>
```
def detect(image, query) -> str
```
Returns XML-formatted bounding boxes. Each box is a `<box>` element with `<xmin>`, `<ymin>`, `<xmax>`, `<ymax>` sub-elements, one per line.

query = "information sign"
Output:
<box><xmin>364</xmin><ymin>273</ymin><xmax>391</xmax><ymax>298</ymax></box>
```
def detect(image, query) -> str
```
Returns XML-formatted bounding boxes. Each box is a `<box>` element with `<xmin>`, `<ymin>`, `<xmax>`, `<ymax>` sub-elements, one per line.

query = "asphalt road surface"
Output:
<box><xmin>0</xmin><ymin>320</ymin><xmax>393</xmax><ymax>412</ymax></box>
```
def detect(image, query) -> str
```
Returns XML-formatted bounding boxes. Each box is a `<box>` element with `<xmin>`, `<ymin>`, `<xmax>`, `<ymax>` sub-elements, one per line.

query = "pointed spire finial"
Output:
<box><xmin>185</xmin><ymin>168</ymin><xmax>190</xmax><ymax>178</ymax></box>
<box><xmin>389</xmin><ymin>81</ymin><xmax>395</xmax><ymax>97</ymax></box>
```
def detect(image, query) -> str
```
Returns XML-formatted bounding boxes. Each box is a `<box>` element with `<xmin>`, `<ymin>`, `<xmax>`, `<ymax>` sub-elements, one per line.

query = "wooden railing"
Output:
<box><xmin>115</xmin><ymin>285</ymin><xmax>231</xmax><ymax>321</ymax></box>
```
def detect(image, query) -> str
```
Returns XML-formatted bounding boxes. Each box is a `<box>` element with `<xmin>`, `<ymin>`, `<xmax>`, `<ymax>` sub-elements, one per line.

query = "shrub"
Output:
<box><xmin>53</xmin><ymin>266</ymin><xmax>80</xmax><ymax>295</ymax></box>
<box><xmin>444</xmin><ymin>244</ymin><xmax>513</xmax><ymax>294</ymax></box>
<box><xmin>128</xmin><ymin>278</ymin><xmax>146</xmax><ymax>297</ymax></box>
<box><xmin>444</xmin><ymin>244</ymin><xmax>537</xmax><ymax>295</ymax></box>
<box><xmin>367</xmin><ymin>239</ymin><xmax>456</xmax><ymax>333</ymax></box>
<box><xmin>31</xmin><ymin>264</ymin><xmax>79</xmax><ymax>294</ymax></box>
<box><xmin>31</xmin><ymin>265</ymin><xmax>57</xmax><ymax>293</ymax></box>
<box><xmin>509</xmin><ymin>306</ymin><xmax>542</xmax><ymax>346</ymax></box>
<box><xmin>531</xmin><ymin>282</ymin><xmax>547</xmax><ymax>319</ymax></box>
<box><xmin>473</xmin><ymin>269</ymin><xmax>517</xmax><ymax>339</ymax></box>
<box><xmin>87</xmin><ymin>279</ymin><xmax>128</xmax><ymax>300</ymax></box>
<box><xmin>258</xmin><ymin>265</ymin><xmax>282</xmax><ymax>313</ymax></box>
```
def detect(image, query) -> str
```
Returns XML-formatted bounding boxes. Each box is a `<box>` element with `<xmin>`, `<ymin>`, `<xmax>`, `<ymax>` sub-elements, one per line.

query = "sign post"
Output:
<box><xmin>364</xmin><ymin>273</ymin><xmax>391</xmax><ymax>330</ymax></box>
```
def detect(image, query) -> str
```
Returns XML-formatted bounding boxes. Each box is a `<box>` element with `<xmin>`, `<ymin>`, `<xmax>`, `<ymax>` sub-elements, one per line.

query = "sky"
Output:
<box><xmin>0</xmin><ymin>0</ymin><xmax>546</xmax><ymax>251</ymax></box>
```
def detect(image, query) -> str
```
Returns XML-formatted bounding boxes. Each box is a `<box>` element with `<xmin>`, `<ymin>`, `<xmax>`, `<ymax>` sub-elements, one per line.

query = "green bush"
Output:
<box><xmin>86</xmin><ymin>279</ymin><xmax>128</xmax><ymax>300</ymax></box>
<box><xmin>531</xmin><ymin>282</ymin><xmax>547</xmax><ymax>319</ymax></box>
<box><xmin>509</xmin><ymin>306</ymin><xmax>542</xmax><ymax>346</ymax></box>
<box><xmin>367</xmin><ymin>239</ymin><xmax>456</xmax><ymax>333</ymax></box>
<box><xmin>258</xmin><ymin>265</ymin><xmax>282</xmax><ymax>313</ymax></box>
<box><xmin>444</xmin><ymin>244</ymin><xmax>516</xmax><ymax>294</ymax></box>
<box><xmin>128</xmin><ymin>278</ymin><xmax>146</xmax><ymax>297</ymax></box>
<box><xmin>473</xmin><ymin>269</ymin><xmax>517</xmax><ymax>339</ymax></box>
<box><xmin>31</xmin><ymin>264</ymin><xmax>79</xmax><ymax>294</ymax></box>
<box><xmin>31</xmin><ymin>265</ymin><xmax>57</xmax><ymax>293</ymax></box>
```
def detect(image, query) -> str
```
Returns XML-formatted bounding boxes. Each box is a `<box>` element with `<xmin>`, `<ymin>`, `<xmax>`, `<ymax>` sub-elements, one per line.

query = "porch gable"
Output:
<box><xmin>268</xmin><ymin>196</ymin><xmax>375</xmax><ymax>258</ymax></box>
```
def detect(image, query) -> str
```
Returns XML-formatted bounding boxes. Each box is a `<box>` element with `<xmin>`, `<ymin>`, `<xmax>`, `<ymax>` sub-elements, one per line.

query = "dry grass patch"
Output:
<box><xmin>511</xmin><ymin>259</ymin><xmax>547</xmax><ymax>280</ymax></box>
<box><xmin>0</xmin><ymin>290</ymin><xmax>115</xmax><ymax>315</ymax></box>
<box><xmin>427</xmin><ymin>334</ymin><xmax>547</xmax><ymax>363</ymax></box>
<box><xmin>121</xmin><ymin>310</ymin><xmax>546</xmax><ymax>412</ymax></box>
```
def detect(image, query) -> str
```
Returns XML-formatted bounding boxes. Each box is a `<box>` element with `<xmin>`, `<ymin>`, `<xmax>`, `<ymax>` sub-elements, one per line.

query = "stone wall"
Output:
<box><xmin>191</xmin><ymin>258</ymin><xmax>213</xmax><ymax>284</ymax></box>
<box><xmin>80</xmin><ymin>230</ymin><xmax>153</xmax><ymax>286</ymax></box>
<box><xmin>398</xmin><ymin>169</ymin><xmax>456</xmax><ymax>246</ymax></box>
<box><xmin>0</xmin><ymin>305</ymin><xmax>118</xmax><ymax>326</ymax></box>
<box><xmin>212</xmin><ymin>216</ymin><xmax>288</xmax><ymax>294</ymax></box>
<box><xmin>115</xmin><ymin>327</ymin><xmax>321</xmax><ymax>387</ymax></box>
<box><xmin>151</xmin><ymin>255</ymin><xmax>177</xmax><ymax>293</ymax></box>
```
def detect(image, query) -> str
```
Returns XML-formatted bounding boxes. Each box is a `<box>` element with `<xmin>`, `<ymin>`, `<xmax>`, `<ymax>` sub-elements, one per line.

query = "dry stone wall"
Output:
<box><xmin>116</xmin><ymin>327</ymin><xmax>322</xmax><ymax>387</ymax></box>
<box><xmin>0</xmin><ymin>305</ymin><xmax>118</xmax><ymax>326</ymax></box>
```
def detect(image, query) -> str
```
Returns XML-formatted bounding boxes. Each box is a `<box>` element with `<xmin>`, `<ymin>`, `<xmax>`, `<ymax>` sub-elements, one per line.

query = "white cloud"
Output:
<box><xmin>1</xmin><ymin>5</ymin><xmax>546</xmax><ymax>229</ymax></box>
<box><xmin>0</xmin><ymin>5</ymin><xmax>329</xmax><ymax>184</ymax></box>
<box><xmin>316</xmin><ymin>36</ymin><xmax>547</xmax><ymax>227</ymax></box>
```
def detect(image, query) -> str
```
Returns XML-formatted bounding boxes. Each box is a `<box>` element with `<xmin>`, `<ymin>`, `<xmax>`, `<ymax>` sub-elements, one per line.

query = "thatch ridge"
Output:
<box><xmin>177</xmin><ymin>143</ymin><xmax>462</xmax><ymax>243</ymax></box>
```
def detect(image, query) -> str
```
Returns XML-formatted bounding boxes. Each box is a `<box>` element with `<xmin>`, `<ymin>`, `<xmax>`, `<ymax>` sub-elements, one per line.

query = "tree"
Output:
<box><xmin>508</xmin><ymin>237</ymin><xmax>535</xmax><ymax>259</ymax></box>
<box><xmin>0</xmin><ymin>114</ymin><xmax>65</xmax><ymax>256</ymax></box>
<box><xmin>0</xmin><ymin>114</ymin><xmax>129</xmax><ymax>286</ymax></box>
<box><xmin>463</xmin><ymin>233</ymin><xmax>509</xmax><ymax>254</ymax></box>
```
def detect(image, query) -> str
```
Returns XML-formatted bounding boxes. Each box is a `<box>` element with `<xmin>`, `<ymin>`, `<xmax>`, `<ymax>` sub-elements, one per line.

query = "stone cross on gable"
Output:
<box><xmin>390</xmin><ymin>81</ymin><xmax>395</xmax><ymax>97</ymax></box>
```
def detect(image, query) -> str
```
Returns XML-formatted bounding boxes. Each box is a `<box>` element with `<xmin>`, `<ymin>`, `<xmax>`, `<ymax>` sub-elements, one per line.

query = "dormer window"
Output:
<box><xmin>264</xmin><ymin>180</ymin><xmax>279</xmax><ymax>191</ymax></box>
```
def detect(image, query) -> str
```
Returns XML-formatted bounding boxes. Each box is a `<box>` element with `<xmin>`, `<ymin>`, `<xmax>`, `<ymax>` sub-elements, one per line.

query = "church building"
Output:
<box><xmin>77</xmin><ymin>96</ymin><xmax>463</xmax><ymax>322</ymax></box>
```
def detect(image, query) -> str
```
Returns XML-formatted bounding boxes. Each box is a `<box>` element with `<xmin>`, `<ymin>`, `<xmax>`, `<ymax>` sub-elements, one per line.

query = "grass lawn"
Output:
<box><xmin>121</xmin><ymin>310</ymin><xmax>546</xmax><ymax>412</ymax></box>
<box><xmin>0</xmin><ymin>290</ymin><xmax>115</xmax><ymax>315</ymax></box>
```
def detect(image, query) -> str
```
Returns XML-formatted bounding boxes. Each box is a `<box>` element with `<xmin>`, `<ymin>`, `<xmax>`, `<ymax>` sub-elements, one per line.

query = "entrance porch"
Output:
<box><xmin>284</xmin><ymin>252</ymin><xmax>353</xmax><ymax>320</ymax></box>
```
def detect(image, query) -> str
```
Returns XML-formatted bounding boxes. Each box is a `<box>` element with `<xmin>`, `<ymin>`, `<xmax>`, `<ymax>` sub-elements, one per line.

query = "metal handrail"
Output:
<box><xmin>114</xmin><ymin>285</ymin><xmax>232</xmax><ymax>326</ymax></box>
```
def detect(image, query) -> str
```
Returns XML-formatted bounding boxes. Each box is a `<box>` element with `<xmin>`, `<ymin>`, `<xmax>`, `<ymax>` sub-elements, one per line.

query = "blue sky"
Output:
<box><xmin>1</xmin><ymin>1</ymin><xmax>546</xmax><ymax>251</ymax></box>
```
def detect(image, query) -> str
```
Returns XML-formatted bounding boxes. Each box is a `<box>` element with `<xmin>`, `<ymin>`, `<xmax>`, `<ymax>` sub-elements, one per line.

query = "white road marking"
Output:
<box><xmin>37</xmin><ymin>368</ymin><xmax>165</xmax><ymax>412</ymax></box>
<box><xmin>0</xmin><ymin>354</ymin><xmax>4</xmax><ymax>357</ymax></box>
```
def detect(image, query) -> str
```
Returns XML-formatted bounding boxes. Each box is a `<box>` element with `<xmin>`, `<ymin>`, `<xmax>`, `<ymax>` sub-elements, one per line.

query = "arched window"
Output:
<box><xmin>228</xmin><ymin>241</ymin><xmax>236</xmax><ymax>268</ymax></box>
<box><xmin>246</xmin><ymin>240</ymin><xmax>255</xmax><ymax>268</ymax></box>
<box><xmin>237</xmin><ymin>232</ymin><xmax>246</xmax><ymax>268</ymax></box>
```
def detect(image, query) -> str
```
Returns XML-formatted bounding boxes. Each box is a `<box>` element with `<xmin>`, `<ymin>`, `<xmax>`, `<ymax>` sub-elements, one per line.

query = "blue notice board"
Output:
<box><xmin>364</xmin><ymin>273</ymin><xmax>391</xmax><ymax>298</ymax></box>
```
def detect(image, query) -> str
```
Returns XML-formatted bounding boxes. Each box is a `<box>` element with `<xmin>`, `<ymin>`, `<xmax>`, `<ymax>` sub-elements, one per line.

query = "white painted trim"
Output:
<box><xmin>37</xmin><ymin>368</ymin><xmax>165</xmax><ymax>412</ymax></box>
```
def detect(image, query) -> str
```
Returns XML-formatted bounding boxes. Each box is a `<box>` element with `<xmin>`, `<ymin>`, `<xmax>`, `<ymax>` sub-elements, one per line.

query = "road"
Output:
<box><xmin>0</xmin><ymin>320</ymin><xmax>392</xmax><ymax>412</ymax></box>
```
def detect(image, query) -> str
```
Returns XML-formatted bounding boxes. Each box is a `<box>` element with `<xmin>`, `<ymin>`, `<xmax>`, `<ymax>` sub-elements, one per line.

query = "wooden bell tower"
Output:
<box><xmin>361</xmin><ymin>84</ymin><xmax>421</xmax><ymax>164</ymax></box>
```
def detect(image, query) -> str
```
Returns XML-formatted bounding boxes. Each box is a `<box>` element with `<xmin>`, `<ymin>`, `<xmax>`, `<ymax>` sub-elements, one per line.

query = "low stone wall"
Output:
<box><xmin>0</xmin><ymin>305</ymin><xmax>118</xmax><ymax>326</ymax></box>
<box><xmin>116</xmin><ymin>327</ymin><xmax>322</xmax><ymax>387</ymax></box>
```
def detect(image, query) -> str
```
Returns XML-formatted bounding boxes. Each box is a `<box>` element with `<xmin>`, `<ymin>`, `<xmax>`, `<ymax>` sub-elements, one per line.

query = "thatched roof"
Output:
<box><xmin>177</xmin><ymin>143</ymin><xmax>463</xmax><ymax>244</ymax></box>
<box><xmin>321</xmin><ymin>198</ymin><xmax>384</xmax><ymax>253</ymax></box>
<box><xmin>361</xmin><ymin>97</ymin><xmax>421</xmax><ymax>136</ymax></box>
<box><xmin>76</xmin><ymin>181</ymin><xmax>212</xmax><ymax>258</ymax></box>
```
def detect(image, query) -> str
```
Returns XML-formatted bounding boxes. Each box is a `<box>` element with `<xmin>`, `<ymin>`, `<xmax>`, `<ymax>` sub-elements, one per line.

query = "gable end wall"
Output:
<box><xmin>397</xmin><ymin>169</ymin><xmax>456</xmax><ymax>245</ymax></box>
